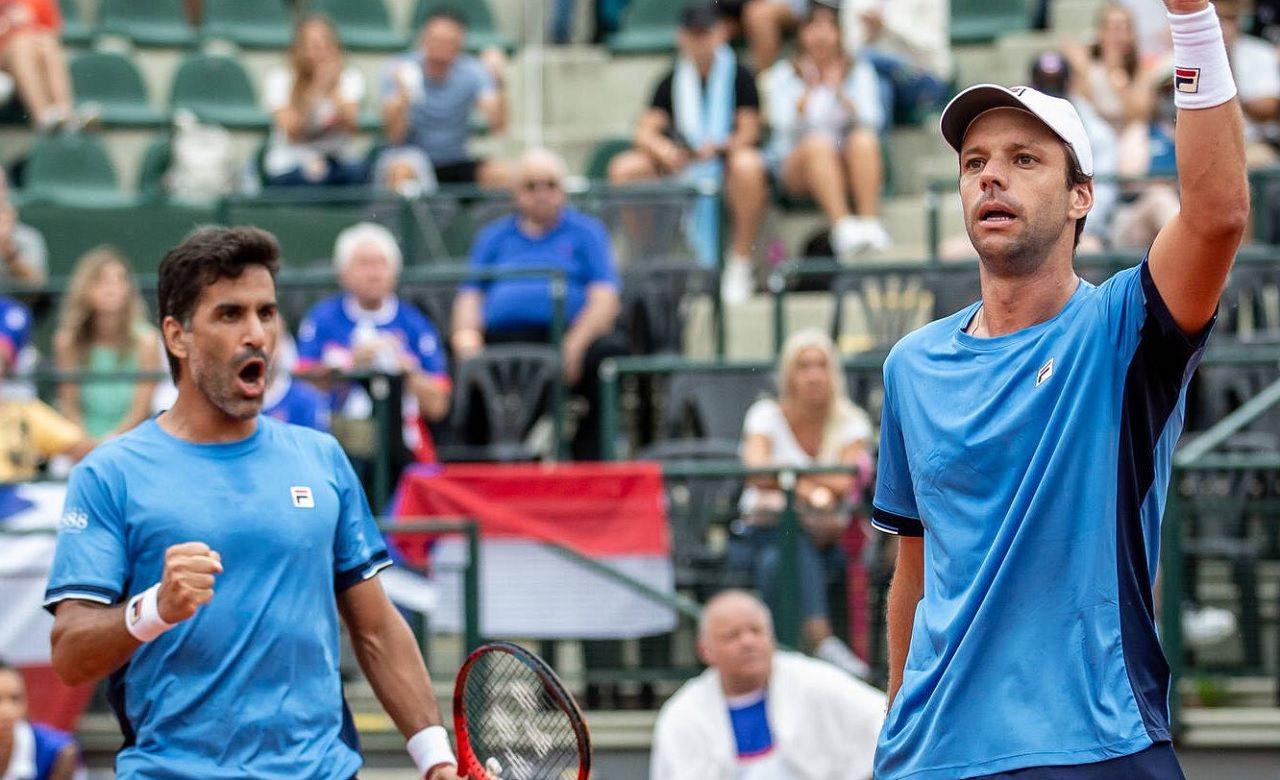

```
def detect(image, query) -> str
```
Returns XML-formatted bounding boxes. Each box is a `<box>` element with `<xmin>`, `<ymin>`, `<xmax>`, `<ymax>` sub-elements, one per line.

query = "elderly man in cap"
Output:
<box><xmin>872</xmin><ymin>0</ymin><xmax>1247</xmax><ymax>777</ymax></box>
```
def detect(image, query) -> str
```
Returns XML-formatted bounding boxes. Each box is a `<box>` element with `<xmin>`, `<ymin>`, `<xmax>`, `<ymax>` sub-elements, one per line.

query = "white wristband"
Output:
<box><xmin>1169</xmin><ymin>5</ymin><xmax>1237</xmax><ymax>109</ymax></box>
<box><xmin>407</xmin><ymin>725</ymin><xmax>456</xmax><ymax>778</ymax></box>
<box><xmin>124</xmin><ymin>583</ymin><xmax>175</xmax><ymax>643</ymax></box>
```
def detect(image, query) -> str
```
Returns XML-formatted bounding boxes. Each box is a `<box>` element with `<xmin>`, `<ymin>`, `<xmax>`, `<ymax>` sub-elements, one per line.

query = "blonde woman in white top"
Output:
<box><xmin>731</xmin><ymin>328</ymin><xmax>874</xmax><ymax>678</ymax></box>
<box><xmin>263</xmin><ymin>16</ymin><xmax>368</xmax><ymax>186</ymax></box>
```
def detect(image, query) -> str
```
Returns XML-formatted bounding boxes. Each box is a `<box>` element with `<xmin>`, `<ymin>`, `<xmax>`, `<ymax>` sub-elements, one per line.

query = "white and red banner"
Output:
<box><xmin>390</xmin><ymin>462</ymin><xmax>678</xmax><ymax>639</ymax></box>
<box><xmin>0</xmin><ymin>483</ymin><xmax>95</xmax><ymax>731</ymax></box>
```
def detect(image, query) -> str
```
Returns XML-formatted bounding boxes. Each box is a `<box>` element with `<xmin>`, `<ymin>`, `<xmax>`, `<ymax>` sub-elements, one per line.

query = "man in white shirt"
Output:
<box><xmin>650</xmin><ymin>590</ymin><xmax>884</xmax><ymax>780</ymax></box>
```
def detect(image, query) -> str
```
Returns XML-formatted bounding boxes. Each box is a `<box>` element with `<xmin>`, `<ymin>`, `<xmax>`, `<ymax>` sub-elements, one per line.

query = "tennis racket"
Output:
<box><xmin>453</xmin><ymin>641</ymin><xmax>591</xmax><ymax>780</ymax></box>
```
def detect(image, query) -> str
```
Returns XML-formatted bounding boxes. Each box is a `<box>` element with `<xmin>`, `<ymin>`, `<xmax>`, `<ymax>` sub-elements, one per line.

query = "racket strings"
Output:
<box><xmin>464</xmin><ymin>651</ymin><xmax>582</xmax><ymax>779</ymax></box>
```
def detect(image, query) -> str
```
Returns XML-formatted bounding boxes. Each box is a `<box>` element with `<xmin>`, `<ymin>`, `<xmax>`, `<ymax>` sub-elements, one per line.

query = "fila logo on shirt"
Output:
<box><xmin>290</xmin><ymin>486</ymin><xmax>315</xmax><ymax>509</ymax></box>
<box><xmin>1174</xmin><ymin>67</ymin><xmax>1200</xmax><ymax>94</ymax></box>
<box><xmin>1036</xmin><ymin>358</ymin><xmax>1055</xmax><ymax>387</ymax></box>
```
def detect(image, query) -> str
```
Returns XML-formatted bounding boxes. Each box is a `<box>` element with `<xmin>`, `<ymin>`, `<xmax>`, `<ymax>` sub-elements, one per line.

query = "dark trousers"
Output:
<box><xmin>973</xmin><ymin>742</ymin><xmax>1184</xmax><ymax>779</ymax></box>
<box><xmin>486</xmin><ymin>328</ymin><xmax>629</xmax><ymax>460</ymax></box>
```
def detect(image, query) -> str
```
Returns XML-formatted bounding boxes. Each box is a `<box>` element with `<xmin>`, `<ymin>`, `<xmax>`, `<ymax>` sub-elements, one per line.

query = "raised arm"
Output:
<box><xmin>1147</xmin><ymin>0</ymin><xmax>1250</xmax><ymax>335</ymax></box>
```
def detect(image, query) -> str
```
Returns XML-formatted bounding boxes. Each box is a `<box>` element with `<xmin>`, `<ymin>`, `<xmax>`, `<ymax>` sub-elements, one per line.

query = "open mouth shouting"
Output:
<box><xmin>235</xmin><ymin>356</ymin><xmax>268</xmax><ymax>399</ymax></box>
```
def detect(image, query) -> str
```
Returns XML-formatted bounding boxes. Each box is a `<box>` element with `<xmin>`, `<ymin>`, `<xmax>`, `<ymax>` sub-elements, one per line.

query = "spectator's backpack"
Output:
<box><xmin>166</xmin><ymin>109</ymin><xmax>236</xmax><ymax>201</ymax></box>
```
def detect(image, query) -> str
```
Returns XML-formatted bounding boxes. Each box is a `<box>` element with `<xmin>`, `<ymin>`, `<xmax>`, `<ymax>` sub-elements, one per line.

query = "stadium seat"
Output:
<box><xmin>310</xmin><ymin>0</ymin><xmax>407</xmax><ymax>51</ymax></box>
<box><xmin>70</xmin><ymin>51</ymin><xmax>166</xmax><ymax>126</ymax></box>
<box><xmin>24</xmin><ymin>132</ymin><xmax>129</xmax><ymax>207</ymax></box>
<box><xmin>950</xmin><ymin>0</ymin><xmax>1031</xmax><ymax>44</ymax></box>
<box><xmin>663</xmin><ymin>368</ymin><xmax>774</xmax><ymax>441</ymax></box>
<box><xmin>410</xmin><ymin>0</ymin><xmax>514</xmax><ymax>52</ymax></box>
<box><xmin>136</xmin><ymin>134</ymin><xmax>172</xmax><ymax>200</ymax></box>
<box><xmin>58</xmin><ymin>0</ymin><xmax>92</xmax><ymax>45</ymax></box>
<box><xmin>439</xmin><ymin>345</ymin><xmax>560</xmax><ymax>462</ymax></box>
<box><xmin>169</xmin><ymin>53</ymin><xmax>268</xmax><ymax>129</ymax></box>
<box><xmin>20</xmin><ymin>201</ymin><xmax>217</xmax><ymax>275</ymax></box>
<box><xmin>583</xmin><ymin>137</ymin><xmax>632</xmax><ymax>182</ymax></box>
<box><xmin>607</xmin><ymin>0</ymin><xmax>681</xmax><ymax>55</ymax></box>
<box><xmin>99</xmin><ymin>0</ymin><xmax>198</xmax><ymax>47</ymax></box>
<box><xmin>202</xmin><ymin>0</ymin><xmax>292</xmax><ymax>48</ymax></box>
<box><xmin>620</xmin><ymin>260</ymin><xmax>711</xmax><ymax>355</ymax></box>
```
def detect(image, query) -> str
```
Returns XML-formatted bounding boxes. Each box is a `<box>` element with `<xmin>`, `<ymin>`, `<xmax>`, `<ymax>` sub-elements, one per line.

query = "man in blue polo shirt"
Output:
<box><xmin>452</xmin><ymin>147</ymin><xmax>626</xmax><ymax>459</ymax></box>
<box><xmin>873</xmin><ymin>2</ymin><xmax>1247</xmax><ymax>777</ymax></box>
<box><xmin>44</xmin><ymin>227</ymin><xmax>463</xmax><ymax>779</ymax></box>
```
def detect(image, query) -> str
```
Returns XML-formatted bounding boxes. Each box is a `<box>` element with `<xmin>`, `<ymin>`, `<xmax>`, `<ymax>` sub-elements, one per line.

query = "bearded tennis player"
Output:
<box><xmin>43</xmin><ymin>227</ymin><xmax>463</xmax><ymax>780</ymax></box>
<box><xmin>871</xmin><ymin>1</ymin><xmax>1246</xmax><ymax>778</ymax></box>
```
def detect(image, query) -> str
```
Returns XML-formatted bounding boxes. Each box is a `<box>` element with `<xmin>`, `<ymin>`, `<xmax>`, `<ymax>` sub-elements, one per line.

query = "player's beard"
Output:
<box><xmin>188</xmin><ymin>346</ymin><xmax>270</xmax><ymax>422</ymax></box>
<box><xmin>966</xmin><ymin>193</ymin><xmax>1070</xmax><ymax>278</ymax></box>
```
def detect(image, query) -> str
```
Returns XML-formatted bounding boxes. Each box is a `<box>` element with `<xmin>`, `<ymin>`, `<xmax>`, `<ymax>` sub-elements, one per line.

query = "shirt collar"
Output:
<box><xmin>342</xmin><ymin>294</ymin><xmax>399</xmax><ymax>327</ymax></box>
<box><xmin>2</xmin><ymin>721</ymin><xmax>36</xmax><ymax>780</ymax></box>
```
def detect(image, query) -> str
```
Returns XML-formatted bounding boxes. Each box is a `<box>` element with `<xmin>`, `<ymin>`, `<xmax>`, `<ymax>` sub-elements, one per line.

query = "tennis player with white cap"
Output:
<box><xmin>871</xmin><ymin>1</ymin><xmax>1246</xmax><ymax>778</ymax></box>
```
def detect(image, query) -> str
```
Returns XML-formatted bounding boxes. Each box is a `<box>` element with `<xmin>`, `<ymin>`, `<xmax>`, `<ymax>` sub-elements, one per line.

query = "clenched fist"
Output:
<box><xmin>157</xmin><ymin>542</ymin><xmax>222</xmax><ymax>624</ymax></box>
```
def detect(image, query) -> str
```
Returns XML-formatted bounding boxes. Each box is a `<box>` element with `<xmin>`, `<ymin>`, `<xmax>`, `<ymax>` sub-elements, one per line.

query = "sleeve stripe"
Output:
<box><xmin>42</xmin><ymin>584</ymin><xmax>120</xmax><ymax>614</ymax></box>
<box><xmin>335</xmin><ymin>550</ymin><xmax>393</xmax><ymax>592</ymax></box>
<box><xmin>871</xmin><ymin>506</ymin><xmax>925</xmax><ymax>537</ymax></box>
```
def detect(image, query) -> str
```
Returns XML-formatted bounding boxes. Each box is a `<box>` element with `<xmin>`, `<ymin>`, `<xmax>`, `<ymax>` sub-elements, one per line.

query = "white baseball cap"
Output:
<box><xmin>939</xmin><ymin>84</ymin><xmax>1094</xmax><ymax>177</ymax></box>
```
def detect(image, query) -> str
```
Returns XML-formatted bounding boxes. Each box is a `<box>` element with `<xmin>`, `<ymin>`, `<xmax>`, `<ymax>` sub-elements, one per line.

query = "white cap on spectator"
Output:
<box><xmin>940</xmin><ymin>84</ymin><xmax>1094</xmax><ymax>177</ymax></box>
<box><xmin>334</xmin><ymin>222</ymin><xmax>402</xmax><ymax>274</ymax></box>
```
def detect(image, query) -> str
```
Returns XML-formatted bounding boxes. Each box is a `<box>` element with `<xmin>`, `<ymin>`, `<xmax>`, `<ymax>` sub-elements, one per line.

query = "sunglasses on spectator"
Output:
<box><xmin>521</xmin><ymin>179</ymin><xmax>561</xmax><ymax>192</ymax></box>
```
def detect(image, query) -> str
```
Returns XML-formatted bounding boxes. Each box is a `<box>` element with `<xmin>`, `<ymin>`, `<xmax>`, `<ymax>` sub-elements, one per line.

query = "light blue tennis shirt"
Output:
<box><xmin>44</xmin><ymin>416</ymin><xmax>391</xmax><ymax>779</ymax></box>
<box><xmin>872</xmin><ymin>261</ymin><xmax>1210</xmax><ymax>779</ymax></box>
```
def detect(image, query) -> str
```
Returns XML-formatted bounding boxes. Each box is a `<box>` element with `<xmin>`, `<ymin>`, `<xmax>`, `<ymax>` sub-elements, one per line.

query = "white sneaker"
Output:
<box><xmin>860</xmin><ymin>217</ymin><xmax>892</xmax><ymax>252</ymax></box>
<box><xmin>1183</xmin><ymin>604</ymin><xmax>1237</xmax><ymax>648</ymax></box>
<box><xmin>720</xmin><ymin>257</ymin><xmax>754</xmax><ymax>305</ymax></box>
<box><xmin>831</xmin><ymin>216</ymin><xmax>871</xmax><ymax>259</ymax></box>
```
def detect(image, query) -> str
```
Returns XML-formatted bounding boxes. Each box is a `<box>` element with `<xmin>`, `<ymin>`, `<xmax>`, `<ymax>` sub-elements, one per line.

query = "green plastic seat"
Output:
<box><xmin>310</xmin><ymin>0</ymin><xmax>407</xmax><ymax>51</ymax></box>
<box><xmin>18</xmin><ymin>201</ymin><xmax>217</xmax><ymax>276</ymax></box>
<box><xmin>607</xmin><ymin>0</ymin><xmax>681</xmax><ymax>54</ymax></box>
<box><xmin>136</xmin><ymin>134</ymin><xmax>173</xmax><ymax>200</ymax></box>
<box><xmin>202</xmin><ymin>0</ymin><xmax>292</xmax><ymax>48</ymax></box>
<box><xmin>25</xmin><ymin>132</ymin><xmax>129</xmax><ymax>206</ymax></box>
<box><xmin>950</xmin><ymin>0</ymin><xmax>1031</xmax><ymax>43</ymax></box>
<box><xmin>70</xmin><ymin>51</ymin><xmax>165</xmax><ymax>126</ymax></box>
<box><xmin>584</xmin><ymin>137</ymin><xmax>633</xmax><ymax>182</ymax></box>
<box><xmin>58</xmin><ymin>0</ymin><xmax>92</xmax><ymax>45</ymax></box>
<box><xmin>99</xmin><ymin>0</ymin><xmax>197</xmax><ymax>47</ymax></box>
<box><xmin>170</xmin><ymin>53</ymin><xmax>268</xmax><ymax>129</ymax></box>
<box><xmin>410</xmin><ymin>0</ymin><xmax>514</xmax><ymax>52</ymax></box>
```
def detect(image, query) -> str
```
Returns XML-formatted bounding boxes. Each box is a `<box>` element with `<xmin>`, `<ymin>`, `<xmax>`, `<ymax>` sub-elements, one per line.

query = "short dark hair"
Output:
<box><xmin>424</xmin><ymin>7</ymin><xmax>467</xmax><ymax>30</ymax></box>
<box><xmin>1063</xmin><ymin>142</ymin><xmax>1092</xmax><ymax>251</ymax></box>
<box><xmin>157</xmin><ymin>226</ymin><xmax>281</xmax><ymax>380</ymax></box>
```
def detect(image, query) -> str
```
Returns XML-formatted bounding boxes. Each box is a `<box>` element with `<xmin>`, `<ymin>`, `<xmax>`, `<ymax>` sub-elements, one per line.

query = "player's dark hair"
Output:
<box><xmin>1063</xmin><ymin>142</ymin><xmax>1092</xmax><ymax>252</ymax></box>
<box><xmin>423</xmin><ymin>7</ymin><xmax>467</xmax><ymax>30</ymax></box>
<box><xmin>157</xmin><ymin>226</ymin><xmax>280</xmax><ymax>380</ymax></box>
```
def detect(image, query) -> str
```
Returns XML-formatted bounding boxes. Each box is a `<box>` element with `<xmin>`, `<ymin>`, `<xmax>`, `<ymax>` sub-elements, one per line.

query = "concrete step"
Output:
<box><xmin>1049</xmin><ymin>0</ymin><xmax>1108</xmax><ymax>42</ymax></box>
<box><xmin>1181</xmin><ymin>707</ymin><xmax>1280</xmax><ymax>748</ymax></box>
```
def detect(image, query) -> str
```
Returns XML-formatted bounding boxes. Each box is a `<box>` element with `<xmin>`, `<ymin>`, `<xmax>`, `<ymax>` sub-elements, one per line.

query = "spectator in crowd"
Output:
<box><xmin>0</xmin><ymin>660</ymin><xmax>81</xmax><ymax>780</ymax></box>
<box><xmin>53</xmin><ymin>248</ymin><xmax>162</xmax><ymax>440</ymax></box>
<box><xmin>454</xmin><ymin>148</ymin><xmax>625</xmax><ymax>461</ymax></box>
<box><xmin>0</xmin><ymin>168</ymin><xmax>46</xmax><ymax>283</ymax></box>
<box><xmin>263</xmin><ymin>320</ymin><xmax>329</xmax><ymax>432</ymax></box>
<box><xmin>740</xmin><ymin>0</ymin><xmax>808</xmax><ymax>70</ymax></box>
<box><xmin>0</xmin><ymin>0</ymin><xmax>90</xmax><ymax>132</ymax></box>
<box><xmin>840</xmin><ymin>0</ymin><xmax>950</xmax><ymax>126</ymax></box>
<box><xmin>1062</xmin><ymin>2</ymin><xmax>1163</xmax><ymax>178</ymax></box>
<box><xmin>1218</xmin><ymin>0</ymin><xmax>1280</xmax><ymax>166</ymax></box>
<box><xmin>650</xmin><ymin>590</ymin><xmax>884</xmax><ymax>780</ymax></box>
<box><xmin>263</xmin><ymin>16</ymin><xmax>368</xmax><ymax>188</ymax></box>
<box><xmin>731</xmin><ymin>328</ymin><xmax>874</xmax><ymax>679</ymax></box>
<box><xmin>607</xmin><ymin>4</ymin><xmax>767</xmax><ymax>304</ymax></box>
<box><xmin>763</xmin><ymin>2</ymin><xmax>890</xmax><ymax>261</ymax></box>
<box><xmin>0</xmin><ymin>295</ymin><xmax>93</xmax><ymax>483</ymax></box>
<box><xmin>296</xmin><ymin>222</ymin><xmax>450</xmax><ymax>461</ymax></box>
<box><xmin>377</xmin><ymin>9</ymin><xmax>510</xmax><ymax>192</ymax></box>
